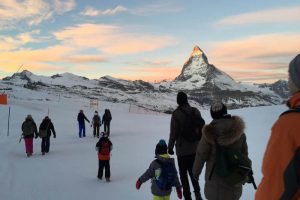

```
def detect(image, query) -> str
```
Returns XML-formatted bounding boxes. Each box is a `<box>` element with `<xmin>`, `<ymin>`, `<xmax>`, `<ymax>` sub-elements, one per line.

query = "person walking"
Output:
<box><xmin>96</xmin><ymin>132</ymin><xmax>113</xmax><ymax>182</ymax></box>
<box><xmin>255</xmin><ymin>54</ymin><xmax>300</xmax><ymax>200</ymax></box>
<box><xmin>91</xmin><ymin>111</ymin><xmax>101</xmax><ymax>138</ymax></box>
<box><xmin>136</xmin><ymin>139</ymin><xmax>182</xmax><ymax>200</ymax></box>
<box><xmin>21</xmin><ymin>115</ymin><xmax>38</xmax><ymax>157</ymax></box>
<box><xmin>77</xmin><ymin>109</ymin><xmax>90</xmax><ymax>138</ymax></box>
<box><xmin>39</xmin><ymin>116</ymin><xmax>56</xmax><ymax>155</ymax></box>
<box><xmin>102</xmin><ymin>109</ymin><xmax>112</xmax><ymax>136</ymax></box>
<box><xmin>168</xmin><ymin>91</ymin><xmax>204</xmax><ymax>200</ymax></box>
<box><xmin>193</xmin><ymin>102</ymin><xmax>249</xmax><ymax>200</ymax></box>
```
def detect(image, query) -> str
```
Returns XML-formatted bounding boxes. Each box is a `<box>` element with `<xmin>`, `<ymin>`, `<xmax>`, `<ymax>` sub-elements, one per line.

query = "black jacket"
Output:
<box><xmin>102</xmin><ymin>112</ymin><xmax>112</xmax><ymax>124</ymax></box>
<box><xmin>39</xmin><ymin>119</ymin><xmax>56</xmax><ymax>137</ymax></box>
<box><xmin>77</xmin><ymin>112</ymin><xmax>90</xmax><ymax>124</ymax></box>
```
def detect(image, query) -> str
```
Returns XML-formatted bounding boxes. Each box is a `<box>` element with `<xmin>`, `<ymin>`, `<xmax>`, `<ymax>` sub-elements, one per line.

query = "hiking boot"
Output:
<box><xmin>42</xmin><ymin>152</ymin><xmax>45</xmax><ymax>155</ymax></box>
<box><xmin>195</xmin><ymin>191</ymin><xmax>203</xmax><ymax>200</ymax></box>
<box><xmin>26</xmin><ymin>153</ymin><xmax>30</xmax><ymax>157</ymax></box>
<box><xmin>105</xmin><ymin>177</ymin><xmax>110</xmax><ymax>182</ymax></box>
<box><xmin>97</xmin><ymin>176</ymin><xmax>102</xmax><ymax>180</ymax></box>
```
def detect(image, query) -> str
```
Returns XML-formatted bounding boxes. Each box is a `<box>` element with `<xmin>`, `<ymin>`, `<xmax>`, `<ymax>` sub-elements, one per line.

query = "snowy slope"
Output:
<box><xmin>0</xmin><ymin>94</ymin><xmax>286</xmax><ymax>200</ymax></box>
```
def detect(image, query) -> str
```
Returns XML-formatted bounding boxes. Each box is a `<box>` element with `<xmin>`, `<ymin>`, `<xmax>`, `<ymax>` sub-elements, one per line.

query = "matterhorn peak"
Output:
<box><xmin>191</xmin><ymin>45</ymin><xmax>204</xmax><ymax>57</ymax></box>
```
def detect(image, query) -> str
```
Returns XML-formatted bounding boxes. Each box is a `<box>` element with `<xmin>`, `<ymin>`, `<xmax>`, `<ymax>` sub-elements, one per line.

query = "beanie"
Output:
<box><xmin>210</xmin><ymin>102</ymin><xmax>227</xmax><ymax>119</ymax></box>
<box><xmin>155</xmin><ymin>139</ymin><xmax>168</xmax><ymax>155</ymax></box>
<box><xmin>177</xmin><ymin>91</ymin><xmax>188</xmax><ymax>106</ymax></box>
<box><xmin>289</xmin><ymin>54</ymin><xmax>300</xmax><ymax>90</ymax></box>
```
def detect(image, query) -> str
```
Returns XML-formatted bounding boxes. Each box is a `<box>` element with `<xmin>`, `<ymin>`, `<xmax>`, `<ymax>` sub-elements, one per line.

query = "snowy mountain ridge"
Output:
<box><xmin>1</xmin><ymin>46</ymin><xmax>289</xmax><ymax>112</ymax></box>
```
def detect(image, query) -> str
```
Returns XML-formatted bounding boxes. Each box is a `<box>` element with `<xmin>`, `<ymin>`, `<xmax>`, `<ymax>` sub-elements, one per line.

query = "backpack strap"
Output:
<box><xmin>280</xmin><ymin>106</ymin><xmax>300</xmax><ymax>117</ymax></box>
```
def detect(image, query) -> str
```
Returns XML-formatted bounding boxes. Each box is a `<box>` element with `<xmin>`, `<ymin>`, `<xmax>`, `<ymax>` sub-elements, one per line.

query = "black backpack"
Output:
<box><xmin>180</xmin><ymin>107</ymin><xmax>205</xmax><ymax>142</ymax></box>
<box><xmin>211</xmin><ymin>140</ymin><xmax>252</xmax><ymax>186</ymax></box>
<box><xmin>155</xmin><ymin>159</ymin><xmax>177</xmax><ymax>190</ymax></box>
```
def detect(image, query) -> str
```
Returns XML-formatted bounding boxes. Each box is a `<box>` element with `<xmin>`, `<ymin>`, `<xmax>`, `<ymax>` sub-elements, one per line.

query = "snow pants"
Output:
<box><xmin>98</xmin><ymin>160</ymin><xmax>110</xmax><ymax>178</ymax></box>
<box><xmin>153</xmin><ymin>195</ymin><xmax>170</xmax><ymax>200</ymax></box>
<box><xmin>103</xmin><ymin>122</ymin><xmax>110</xmax><ymax>135</ymax></box>
<box><xmin>24</xmin><ymin>138</ymin><xmax>33</xmax><ymax>154</ymax></box>
<box><xmin>78</xmin><ymin>123</ymin><xmax>86</xmax><ymax>137</ymax></box>
<box><xmin>178</xmin><ymin>154</ymin><xmax>200</xmax><ymax>200</ymax></box>
<box><xmin>41</xmin><ymin>136</ymin><xmax>50</xmax><ymax>153</ymax></box>
<box><xmin>93</xmin><ymin>124</ymin><xmax>100</xmax><ymax>137</ymax></box>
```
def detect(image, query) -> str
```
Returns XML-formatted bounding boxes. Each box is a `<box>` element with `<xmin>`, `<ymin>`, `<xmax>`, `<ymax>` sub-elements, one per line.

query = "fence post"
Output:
<box><xmin>7</xmin><ymin>106</ymin><xmax>10</xmax><ymax>136</ymax></box>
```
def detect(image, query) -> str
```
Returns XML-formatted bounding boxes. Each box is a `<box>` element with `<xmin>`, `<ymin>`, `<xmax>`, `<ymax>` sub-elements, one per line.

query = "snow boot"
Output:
<box><xmin>106</xmin><ymin>177</ymin><xmax>110</xmax><ymax>182</ymax></box>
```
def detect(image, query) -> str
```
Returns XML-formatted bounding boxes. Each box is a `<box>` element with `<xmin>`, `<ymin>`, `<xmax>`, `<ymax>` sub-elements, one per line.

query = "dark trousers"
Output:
<box><xmin>41</xmin><ymin>137</ymin><xmax>50</xmax><ymax>153</ymax></box>
<box><xmin>178</xmin><ymin>154</ymin><xmax>200</xmax><ymax>200</ymax></box>
<box><xmin>103</xmin><ymin>122</ymin><xmax>110</xmax><ymax>135</ymax></box>
<box><xmin>98</xmin><ymin>160</ymin><xmax>110</xmax><ymax>178</ymax></box>
<box><xmin>93</xmin><ymin>124</ymin><xmax>100</xmax><ymax>137</ymax></box>
<box><xmin>79</xmin><ymin>123</ymin><xmax>85</xmax><ymax>137</ymax></box>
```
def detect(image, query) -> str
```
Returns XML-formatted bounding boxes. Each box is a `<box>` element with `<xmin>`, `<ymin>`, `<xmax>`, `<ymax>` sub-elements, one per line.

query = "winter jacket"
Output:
<box><xmin>96</xmin><ymin>137</ymin><xmax>112</xmax><ymax>160</ymax></box>
<box><xmin>102</xmin><ymin>110</ymin><xmax>112</xmax><ymax>124</ymax></box>
<box><xmin>39</xmin><ymin>118</ymin><xmax>56</xmax><ymax>137</ymax></box>
<box><xmin>168</xmin><ymin>104</ymin><xmax>203</xmax><ymax>156</ymax></box>
<box><xmin>77</xmin><ymin>112</ymin><xmax>90</xmax><ymax>124</ymax></box>
<box><xmin>256</xmin><ymin>92</ymin><xmax>300</xmax><ymax>200</ymax></box>
<box><xmin>22</xmin><ymin>118</ymin><xmax>38</xmax><ymax>139</ymax></box>
<box><xmin>92</xmin><ymin>114</ymin><xmax>101</xmax><ymax>126</ymax></box>
<box><xmin>193</xmin><ymin>115</ymin><xmax>248</xmax><ymax>200</ymax></box>
<box><xmin>138</xmin><ymin>154</ymin><xmax>181</xmax><ymax>197</ymax></box>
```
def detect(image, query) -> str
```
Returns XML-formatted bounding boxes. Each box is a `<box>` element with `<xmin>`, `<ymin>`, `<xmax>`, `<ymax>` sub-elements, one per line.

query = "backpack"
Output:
<box><xmin>93</xmin><ymin>115</ymin><xmax>101</xmax><ymax>124</ymax></box>
<box><xmin>180</xmin><ymin>107</ymin><xmax>205</xmax><ymax>142</ymax></box>
<box><xmin>212</xmin><ymin>142</ymin><xmax>252</xmax><ymax>186</ymax></box>
<box><xmin>22</xmin><ymin>121</ymin><xmax>36</xmax><ymax>136</ymax></box>
<box><xmin>155</xmin><ymin>159</ymin><xmax>177</xmax><ymax>190</ymax></box>
<box><xmin>38</xmin><ymin>122</ymin><xmax>50</xmax><ymax>138</ymax></box>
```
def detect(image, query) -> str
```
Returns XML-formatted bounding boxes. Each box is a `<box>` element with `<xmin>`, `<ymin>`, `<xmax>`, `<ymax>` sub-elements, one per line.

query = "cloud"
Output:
<box><xmin>206</xmin><ymin>33</ymin><xmax>300</xmax><ymax>82</ymax></box>
<box><xmin>81</xmin><ymin>5</ymin><xmax>127</xmax><ymax>16</ymax></box>
<box><xmin>0</xmin><ymin>0</ymin><xmax>76</xmax><ymax>29</ymax></box>
<box><xmin>53</xmin><ymin>23</ymin><xmax>176</xmax><ymax>55</ymax></box>
<box><xmin>130</xmin><ymin>2</ymin><xmax>183</xmax><ymax>16</ymax></box>
<box><xmin>215</xmin><ymin>6</ymin><xmax>300</xmax><ymax>27</ymax></box>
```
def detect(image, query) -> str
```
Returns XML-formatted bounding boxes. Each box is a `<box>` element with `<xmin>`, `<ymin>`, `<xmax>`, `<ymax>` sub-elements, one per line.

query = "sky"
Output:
<box><xmin>0</xmin><ymin>0</ymin><xmax>299</xmax><ymax>83</ymax></box>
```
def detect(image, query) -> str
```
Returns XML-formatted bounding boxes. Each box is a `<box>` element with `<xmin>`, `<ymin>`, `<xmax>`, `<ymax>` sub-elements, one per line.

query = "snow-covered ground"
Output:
<box><xmin>0</xmin><ymin>97</ymin><xmax>286</xmax><ymax>200</ymax></box>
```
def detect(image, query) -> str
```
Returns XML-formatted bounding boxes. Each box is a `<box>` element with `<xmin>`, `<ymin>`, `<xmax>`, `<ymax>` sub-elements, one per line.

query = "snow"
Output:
<box><xmin>0</xmin><ymin>94</ymin><xmax>286</xmax><ymax>200</ymax></box>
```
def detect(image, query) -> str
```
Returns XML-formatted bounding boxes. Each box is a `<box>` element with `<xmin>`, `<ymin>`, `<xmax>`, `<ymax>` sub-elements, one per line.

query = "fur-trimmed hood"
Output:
<box><xmin>203</xmin><ymin>115</ymin><xmax>245</xmax><ymax>146</ymax></box>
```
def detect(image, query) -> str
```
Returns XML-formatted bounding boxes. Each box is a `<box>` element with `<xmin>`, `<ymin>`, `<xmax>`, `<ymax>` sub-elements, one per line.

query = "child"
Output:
<box><xmin>136</xmin><ymin>139</ymin><xmax>182</xmax><ymax>200</ymax></box>
<box><xmin>96</xmin><ymin>132</ymin><xmax>113</xmax><ymax>182</ymax></box>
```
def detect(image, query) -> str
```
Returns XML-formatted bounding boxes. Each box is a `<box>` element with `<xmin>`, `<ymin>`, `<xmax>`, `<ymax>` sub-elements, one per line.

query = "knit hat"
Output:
<box><xmin>26</xmin><ymin>114</ymin><xmax>33</xmax><ymax>120</ymax></box>
<box><xmin>210</xmin><ymin>102</ymin><xmax>227</xmax><ymax>119</ymax></box>
<box><xmin>155</xmin><ymin>139</ymin><xmax>168</xmax><ymax>155</ymax></box>
<box><xmin>289</xmin><ymin>54</ymin><xmax>300</xmax><ymax>90</ymax></box>
<box><xmin>177</xmin><ymin>91</ymin><xmax>188</xmax><ymax>106</ymax></box>
<box><xmin>95</xmin><ymin>111</ymin><xmax>98</xmax><ymax>114</ymax></box>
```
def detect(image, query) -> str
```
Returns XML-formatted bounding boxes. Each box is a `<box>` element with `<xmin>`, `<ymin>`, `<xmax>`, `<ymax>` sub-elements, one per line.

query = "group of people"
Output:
<box><xmin>136</xmin><ymin>54</ymin><xmax>300</xmax><ymax>200</ymax></box>
<box><xmin>77</xmin><ymin>109</ymin><xmax>112</xmax><ymax>138</ymax></box>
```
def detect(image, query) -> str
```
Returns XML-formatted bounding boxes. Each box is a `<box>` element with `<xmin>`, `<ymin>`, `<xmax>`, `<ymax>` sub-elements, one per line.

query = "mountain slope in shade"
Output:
<box><xmin>1</xmin><ymin>46</ymin><xmax>288</xmax><ymax>112</ymax></box>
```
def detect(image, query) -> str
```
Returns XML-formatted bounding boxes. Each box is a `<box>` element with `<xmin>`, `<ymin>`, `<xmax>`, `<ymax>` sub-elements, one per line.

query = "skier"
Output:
<box><xmin>39</xmin><ymin>116</ymin><xmax>56</xmax><ymax>155</ymax></box>
<box><xmin>77</xmin><ymin>109</ymin><xmax>90</xmax><ymax>138</ymax></box>
<box><xmin>102</xmin><ymin>109</ymin><xmax>112</xmax><ymax>136</ymax></box>
<box><xmin>136</xmin><ymin>139</ymin><xmax>182</xmax><ymax>200</ymax></box>
<box><xmin>21</xmin><ymin>115</ymin><xmax>38</xmax><ymax>157</ymax></box>
<box><xmin>91</xmin><ymin>111</ymin><xmax>101</xmax><ymax>138</ymax></box>
<box><xmin>96</xmin><ymin>132</ymin><xmax>113</xmax><ymax>182</ymax></box>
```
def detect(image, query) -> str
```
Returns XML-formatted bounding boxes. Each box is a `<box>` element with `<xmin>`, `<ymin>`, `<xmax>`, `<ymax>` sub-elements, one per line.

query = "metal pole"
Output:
<box><xmin>7</xmin><ymin>106</ymin><xmax>10</xmax><ymax>136</ymax></box>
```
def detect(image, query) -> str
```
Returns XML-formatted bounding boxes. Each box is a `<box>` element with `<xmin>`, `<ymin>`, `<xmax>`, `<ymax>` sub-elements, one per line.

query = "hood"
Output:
<box><xmin>203</xmin><ymin>115</ymin><xmax>245</xmax><ymax>146</ymax></box>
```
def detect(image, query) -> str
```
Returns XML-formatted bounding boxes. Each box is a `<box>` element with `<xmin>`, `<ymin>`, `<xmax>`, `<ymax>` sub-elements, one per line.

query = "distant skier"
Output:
<box><xmin>102</xmin><ymin>109</ymin><xmax>112</xmax><ymax>136</ymax></box>
<box><xmin>96</xmin><ymin>132</ymin><xmax>113</xmax><ymax>182</ymax></box>
<box><xmin>39</xmin><ymin>116</ymin><xmax>56</xmax><ymax>155</ymax></box>
<box><xmin>77</xmin><ymin>110</ymin><xmax>90</xmax><ymax>138</ymax></box>
<box><xmin>91</xmin><ymin>111</ymin><xmax>101</xmax><ymax>138</ymax></box>
<box><xmin>136</xmin><ymin>139</ymin><xmax>182</xmax><ymax>200</ymax></box>
<box><xmin>21</xmin><ymin>115</ymin><xmax>38</xmax><ymax>157</ymax></box>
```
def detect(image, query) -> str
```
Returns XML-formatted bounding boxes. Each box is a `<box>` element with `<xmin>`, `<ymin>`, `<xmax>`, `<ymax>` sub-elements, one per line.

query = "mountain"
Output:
<box><xmin>1</xmin><ymin>46</ymin><xmax>289</xmax><ymax>112</ymax></box>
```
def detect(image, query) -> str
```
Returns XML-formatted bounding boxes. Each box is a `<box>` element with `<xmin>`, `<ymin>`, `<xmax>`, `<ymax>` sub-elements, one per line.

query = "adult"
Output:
<box><xmin>255</xmin><ymin>54</ymin><xmax>300</xmax><ymax>200</ymax></box>
<box><xmin>193</xmin><ymin>102</ymin><xmax>249</xmax><ymax>200</ymax></box>
<box><xmin>39</xmin><ymin>116</ymin><xmax>56</xmax><ymax>155</ymax></box>
<box><xmin>91</xmin><ymin>111</ymin><xmax>101</xmax><ymax>138</ymax></box>
<box><xmin>168</xmin><ymin>91</ymin><xmax>204</xmax><ymax>200</ymax></box>
<box><xmin>102</xmin><ymin>109</ymin><xmax>112</xmax><ymax>136</ymax></box>
<box><xmin>77</xmin><ymin>110</ymin><xmax>90</xmax><ymax>138</ymax></box>
<box><xmin>21</xmin><ymin>115</ymin><xmax>38</xmax><ymax>157</ymax></box>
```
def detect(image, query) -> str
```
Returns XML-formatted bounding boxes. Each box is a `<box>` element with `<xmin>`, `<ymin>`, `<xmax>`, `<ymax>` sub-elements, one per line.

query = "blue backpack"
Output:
<box><xmin>155</xmin><ymin>159</ymin><xmax>177</xmax><ymax>190</ymax></box>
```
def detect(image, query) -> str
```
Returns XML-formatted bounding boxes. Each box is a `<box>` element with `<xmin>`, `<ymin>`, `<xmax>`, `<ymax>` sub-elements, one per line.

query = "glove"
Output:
<box><xmin>168</xmin><ymin>149</ymin><xmax>174</xmax><ymax>155</ymax></box>
<box><xmin>136</xmin><ymin>179</ymin><xmax>142</xmax><ymax>190</ymax></box>
<box><xmin>176</xmin><ymin>187</ymin><xmax>182</xmax><ymax>199</ymax></box>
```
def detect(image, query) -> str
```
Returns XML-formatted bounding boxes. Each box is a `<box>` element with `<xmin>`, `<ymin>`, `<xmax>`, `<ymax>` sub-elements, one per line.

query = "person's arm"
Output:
<box><xmin>50</xmin><ymin>122</ymin><xmax>56</xmax><ymax>138</ymax></box>
<box><xmin>168</xmin><ymin>112</ymin><xmax>179</xmax><ymax>154</ymax></box>
<box><xmin>34</xmin><ymin>122</ymin><xmax>38</xmax><ymax>138</ymax></box>
<box><xmin>84</xmin><ymin>114</ymin><xmax>90</xmax><ymax>123</ymax></box>
<box><xmin>138</xmin><ymin>161</ymin><xmax>156</xmax><ymax>184</ymax></box>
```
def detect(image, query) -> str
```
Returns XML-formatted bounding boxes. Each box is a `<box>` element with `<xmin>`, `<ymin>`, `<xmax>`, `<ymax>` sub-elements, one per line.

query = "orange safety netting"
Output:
<box><xmin>0</xmin><ymin>94</ymin><xmax>8</xmax><ymax>105</ymax></box>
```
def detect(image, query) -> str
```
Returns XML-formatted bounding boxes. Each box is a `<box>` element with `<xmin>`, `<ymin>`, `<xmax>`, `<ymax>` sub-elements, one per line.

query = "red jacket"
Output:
<box><xmin>256</xmin><ymin>92</ymin><xmax>300</xmax><ymax>200</ymax></box>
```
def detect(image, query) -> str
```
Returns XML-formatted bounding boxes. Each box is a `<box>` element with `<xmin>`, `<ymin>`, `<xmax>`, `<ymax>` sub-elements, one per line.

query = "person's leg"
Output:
<box><xmin>187</xmin><ymin>154</ymin><xmax>201</xmax><ymax>199</ymax></box>
<box><xmin>82</xmin><ymin>123</ymin><xmax>86</xmax><ymax>137</ymax></box>
<box><xmin>28</xmin><ymin>138</ymin><xmax>33</xmax><ymax>155</ymax></box>
<box><xmin>79</xmin><ymin>123</ymin><xmax>83</xmax><ymax>137</ymax></box>
<box><xmin>96</xmin><ymin>125</ymin><xmax>99</xmax><ymax>137</ymax></box>
<box><xmin>41</xmin><ymin>137</ymin><xmax>45</xmax><ymax>153</ymax></box>
<box><xmin>105</xmin><ymin>160</ymin><xmax>111</xmax><ymax>181</ymax></box>
<box><xmin>93</xmin><ymin>125</ymin><xmax>96</xmax><ymax>137</ymax></box>
<box><xmin>45</xmin><ymin>137</ymin><xmax>50</xmax><ymax>153</ymax></box>
<box><xmin>104</xmin><ymin>123</ymin><xmax>107</xmax><ymax>133</ymax></box>
<box><xmin>107</xmin><ymin>122</ymin><xmax>110</xmax><ymax>136</ymax></box>
<box><xmin>178</xmin><ymin>156</ymin><xmax>192</xmax><ymax>200</ymax></box>
<box><xmin>98</xmin><ymin>160</ymin><xmax>104</xmax><ymax>179</ymax></box>
<box><xmin>24</xmin><ymin>138</ymin><xmax>30</xmax><ymax>156</ymax></box>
